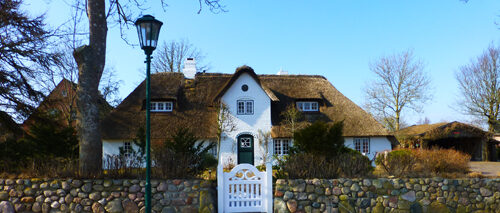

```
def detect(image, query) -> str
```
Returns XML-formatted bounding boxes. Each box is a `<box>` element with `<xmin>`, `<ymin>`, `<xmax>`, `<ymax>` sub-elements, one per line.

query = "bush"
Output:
<box><xmin>0</xmin><ymin>157</ymin><xmax>79</xmax><ymax>178</ymax></box>
<box><xmin>0</xmin><ymin>115</ymin><xmax>78</xmax><ymax>175</ymax></box>
<box><xmin>274</xmin><ymin>120</ymin><xmax>372</xmax><ymax>178</ymax></box>
<box><xmin>375</xmin><ymin>149</ymin><xmax>416</xmax><ymax>177</ymax></box>
<box><xmin>375</xmin><ymin>148</ymin><xmax>470</xmax><ymax>177</ymax></box>
<box><xmin>293</xmin><ymin>121</ymin><xmax>345</xmax><ymax>156</ymax></box>
<box><xmin>337</xmin><ymin>149</ymin><xmax>374</xmax><ymax>178</ymax></box>
<box><xmin>278</xmin><ymin>151</ymin><xmax>373</xmax><ymax>179</ymax></box>
<box><xmin>152</xmin><ymin>127</ymin><xmax>216</xmax><ymax>178</ymax></box>
<box><xmin>413</xmin><ymin>148</ymin><xmax>470</xmax><ymax>176</ymax></box>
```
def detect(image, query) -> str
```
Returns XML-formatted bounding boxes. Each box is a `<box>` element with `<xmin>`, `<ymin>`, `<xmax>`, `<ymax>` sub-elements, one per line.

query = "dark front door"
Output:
<box><xmin>237</xmin><ymin>134</ymin><xmax>254</xmax><ymax>165</ymax></box>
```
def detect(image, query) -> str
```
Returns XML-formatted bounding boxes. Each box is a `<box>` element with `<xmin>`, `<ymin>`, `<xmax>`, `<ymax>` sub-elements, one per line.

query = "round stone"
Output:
<box><xmin>50</xmin><ymin>201</ymin><xmax>60</xmax><ymax>209</ymax></box>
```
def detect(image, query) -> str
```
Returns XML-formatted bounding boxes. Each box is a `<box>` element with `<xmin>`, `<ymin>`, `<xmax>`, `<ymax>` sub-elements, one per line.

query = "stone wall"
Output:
<box><xmin>274</xmin><ymin>178</ymin><xmax>500</xmax><ymax>213</ymax></box>
<box><xmin>0</xmin><ymin>178</ymin><xmax>215</xmax><ymax>213</ymax></box>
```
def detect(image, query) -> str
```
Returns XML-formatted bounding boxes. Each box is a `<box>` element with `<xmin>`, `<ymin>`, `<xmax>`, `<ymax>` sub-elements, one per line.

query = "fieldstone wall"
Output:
<box><xmin>274</xmin><ymin>178</ymin><xmax>500</xmax><ymax>213</ymax></box>
<box><xmin>0</xmin><ymin>178</ymin><xmax>216</xmax><ymax>213</ymax></box>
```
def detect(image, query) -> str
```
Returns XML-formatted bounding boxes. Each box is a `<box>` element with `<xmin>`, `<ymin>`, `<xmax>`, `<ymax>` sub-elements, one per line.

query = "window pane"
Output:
<box><xmin>158</xmin><ymin>102</ymin><xmax>164</xmax><ymax>110</ymax></box>
<box><xmin>297</xmin><ymin>102</ymin><xmax>303</xmax><ymax>111</ymax></box>
<box><xmin>246</xmin><ymin>101</ymin><xmax>253</xmax><ymax>114</ymax></box>
<box><xmin>311</xmin><ymin>102</ymin><xmax>318</xmax><ymax>110</ymax></box>
<box><xmin>210</xmin><ymin>144</ymin><xmax>217</xmax><ymax>156</ymax></box>
<box><xmin>283</xmin><ymin>140</ymin><xmax>289</xmax><ymax>155</ymax></box>
<box><xmin>363</xmin><ymin>139</ymin><xmax>369</xmax><ymax>153</ymax></box>
<box><xmin>165</xmin><ymin>102</ymin><xmax>172</xmax><ymax>111</ymax></box>
<box><xmin>354</xmin><ymin>140</ymin><xmax>361</xmax><ymax>152</ymax></box>
<box><xmin>237</xmin><ymin>101</ymin><xmax>245</xmax><ymax>114</ymax></box>
<box><xmin>274</xmin><ymin>140</ymin><xmax>281</xmax><ymax>155</ymax></box>
<box><xmin>241</xmin><ymin>138</ymin><xmax>251</xmax><ymax>148</ymax></box>
<box><xmin>124</xmin><ymin>142</ymin><xmax>132</xmax><ymax>156</ymax></box>
<box><xmin>304</xmin><ymin>102</ymin><xmax>310</xmax><ymax>110</ymax></box>
<box><xmin>150</xmin><ymin>103</ymin><xmax>156</xmax><ymax>111</ymax></box>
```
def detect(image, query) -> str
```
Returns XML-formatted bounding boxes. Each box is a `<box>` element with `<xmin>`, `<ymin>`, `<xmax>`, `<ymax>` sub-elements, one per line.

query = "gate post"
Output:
<box><xmin>217</xmin><ymin>164</ymin><xmax>223</xmax><ymax>213</ymax></box>
<box><xmin>265</xmin><ymin>162</ymin><xmax>273</xmax><ymax>213</ymax></box>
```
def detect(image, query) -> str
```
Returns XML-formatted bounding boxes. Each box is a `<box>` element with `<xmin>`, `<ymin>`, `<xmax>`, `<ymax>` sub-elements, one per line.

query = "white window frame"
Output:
<box><xmin>296</xmin><ymin>101</ymin><xmax>319</xmax><ymax>112</ymax></box>
<box><xmin>274</xmin><ymin>139</ymin><xmax>291</xmax><ymax>156</ymax></box>
<box><xmin>236</xmin><ymin>100</ymin><xmax>254</xmax><ymax>115</ymax></box>
<box><xmin>123</xmin><ymin>142</ymin><xmax>133</xmax><ymax>157</ymax></box>
<box><xmin>354</xmin><ymin>138</ymin><xmax>370</xmax><ymax>154</ymax></box>
<box><xmin>150</xmin><ymin>101</ymin><xmax>173</xmax><ymax>112</ymax></box>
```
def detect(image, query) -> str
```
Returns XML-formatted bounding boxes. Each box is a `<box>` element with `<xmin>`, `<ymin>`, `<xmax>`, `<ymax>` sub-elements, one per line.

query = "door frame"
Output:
<box><xmin>237</xmin><ymin>133</ymin><xmax>254</xmax><ymax>165</ymax></box>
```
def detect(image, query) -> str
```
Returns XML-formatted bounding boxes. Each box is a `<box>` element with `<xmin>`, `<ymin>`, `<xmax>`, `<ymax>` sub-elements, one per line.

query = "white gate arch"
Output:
<box><xmin>217</xmin><ymin>163</ymin><xmax>273</xmax><ymax>213</ymax></box>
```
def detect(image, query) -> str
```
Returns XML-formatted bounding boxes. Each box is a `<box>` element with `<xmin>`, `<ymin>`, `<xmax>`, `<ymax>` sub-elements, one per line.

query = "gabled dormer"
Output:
<box><xmin>295</xmin><ymin>99</ymin><xmax>323</xmax><ymax>113</ymax></box>
<box><xmin>213</xmin><ymin>65</ymin><xmax>278</xmax><ymax>103</ymax></box>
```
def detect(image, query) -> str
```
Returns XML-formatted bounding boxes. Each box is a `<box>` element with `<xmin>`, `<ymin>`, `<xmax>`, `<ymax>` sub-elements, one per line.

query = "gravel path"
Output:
<box><xmin>469</xmin><ymin>161</ymin><xmax>500</xmax><ymax>177</ymax></box>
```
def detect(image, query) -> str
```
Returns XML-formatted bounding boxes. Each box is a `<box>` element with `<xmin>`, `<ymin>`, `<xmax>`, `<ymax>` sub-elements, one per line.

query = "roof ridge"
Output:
<box><xmin>196</xmin><ymin>72</ymin><xmax>327</xmax><ymax>79</ymax></box>
<box><xmin>259</xmin><ymin>74</ymin><xmax>326</xmax><ymax>79</ymax></box>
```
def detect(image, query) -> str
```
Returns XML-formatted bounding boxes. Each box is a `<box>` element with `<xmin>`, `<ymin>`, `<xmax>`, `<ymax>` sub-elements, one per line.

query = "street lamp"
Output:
<box><xmin>135</xmin><ymin>14</ymin><xmax>163</xmax><ymax>213</ymax></box>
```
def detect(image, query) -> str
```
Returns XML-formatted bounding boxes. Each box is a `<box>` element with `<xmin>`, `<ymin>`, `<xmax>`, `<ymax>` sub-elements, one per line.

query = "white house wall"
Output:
<box><xmin>102</xmin><ymin>140</ymin><xmax>142</xmax><ymax>169</ymax></box>
<box><xmin>220</xmin><ymin>73</ymin><xmax>272</xmax><ymax>166</ymax></box>
<box><xmin>344</xmin><ymin>137</ymin><xmax>392</xmax><ymax>162</ymax></box>
<box><xmin>103</xmin><ymin>140</ymin><xmax>130</xmax><ymax>157</ymax></box>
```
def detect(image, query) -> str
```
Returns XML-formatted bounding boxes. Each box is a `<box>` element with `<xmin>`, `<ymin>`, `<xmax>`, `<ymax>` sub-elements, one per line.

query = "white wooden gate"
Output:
<box><xmin>217</xmin><ymin>163</ymin><xmax>272</xmax><ymax>213</ymax></box>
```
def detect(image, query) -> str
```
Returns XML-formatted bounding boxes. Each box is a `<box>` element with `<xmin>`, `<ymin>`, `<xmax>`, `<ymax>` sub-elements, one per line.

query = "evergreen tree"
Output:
<box><xmin>0</xmin><ymin>0</ymin><xmax>59</xmax><ymax>121</ymax></box>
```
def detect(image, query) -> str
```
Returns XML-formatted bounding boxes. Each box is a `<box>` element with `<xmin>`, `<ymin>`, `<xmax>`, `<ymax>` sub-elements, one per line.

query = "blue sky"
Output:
<box><xmin>24</xmin><ymin>0</ymin><xmax>500</xmax><ymax>126</ymax></box>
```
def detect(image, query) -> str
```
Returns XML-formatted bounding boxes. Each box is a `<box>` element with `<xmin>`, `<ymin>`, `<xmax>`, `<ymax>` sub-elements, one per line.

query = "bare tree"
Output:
<box><xmin>215</xmin><ymin>103</ymin><xmax>236</xmax><ymax>163</ymax></box>
<box><xmin>257</xmin><ymin>130</ymin><xmax>271</xmax><ymax>165</ymax></box>
<box><xmin>152</xmin><ymin>39</ymin><xmax>210</xmax><ymax>73</ymax></box>
<box><xmin>68</xmin><ymin>0</ymin><xmax>225</xmax><ymax>175</ymax></box>
<box><xmin>456</xmin><ymin>44</ymin><xmax>500</xmax><ymax>133</ymax></box>
<box><xmin>416</xmin><ymin>117</ymin><xmax>431</xmax><ymax>125</ymax></box>
<box><xmin>280</xmin><ymin>104</ymin><xmax>303</xmax><ymax>135</ymax></box>
<box><xmin>364</xmin><ymin>50</ymin><xmax>431</xmax><ymax>132</ymax></box>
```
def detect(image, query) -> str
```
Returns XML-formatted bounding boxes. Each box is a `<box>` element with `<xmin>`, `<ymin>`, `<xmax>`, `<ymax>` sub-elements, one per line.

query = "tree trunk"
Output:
<box><xmin>73</xmin><ymin>0</ymin><xmax>107</xmax><ymax>176</ymax></box>
<box><xmin>395</xmin><ymin>112</ymin><xmax>400</xmax><ymax>132</ymax></box>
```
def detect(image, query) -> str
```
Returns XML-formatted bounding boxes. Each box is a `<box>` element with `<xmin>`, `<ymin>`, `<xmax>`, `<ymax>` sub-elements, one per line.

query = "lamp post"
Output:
<box><xmin>135</xmin><ymin>14</ymin><xmax>163</xmax><ymax>213</ymax></box>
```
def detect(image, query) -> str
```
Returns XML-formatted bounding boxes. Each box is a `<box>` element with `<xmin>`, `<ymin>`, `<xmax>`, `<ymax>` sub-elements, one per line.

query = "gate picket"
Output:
<box><xmin>217</xmin><ymin>163</ymin><xmax>272</xmax><ymax>213</ymax></box>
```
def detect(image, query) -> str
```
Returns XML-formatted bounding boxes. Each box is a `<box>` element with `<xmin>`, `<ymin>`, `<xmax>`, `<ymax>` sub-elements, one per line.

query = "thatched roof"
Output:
<box><xmin>102</xmin><ymin>72</ymin><xmax>220</xmax><ymax>141</ymax></box>
<box><xmin>101</xmin><ymin>66</ymin><xmax>390</xmax><ymax>141</ymax></box>
<box><xmin>397</xmin><ymin>122</ymin><xmax>448</xmax><ymax>137</ymax></box>
<box><xmin>397</xmin><ymin>121</ymin><xmax>490</xmax><ymax>140</ymax></box>
<box><xmin>23</xmin><ymin>79</ymin><xmax>112</xmax><ymax>129</ymax></box>
<box><xmin>260</xmin><ymin>74</ymin><xmax>389</xmax><ymax>137</ymax></box>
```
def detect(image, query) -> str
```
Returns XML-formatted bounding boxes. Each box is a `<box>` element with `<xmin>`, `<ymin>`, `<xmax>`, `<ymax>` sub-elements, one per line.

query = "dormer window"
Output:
<box><xmin>297</xmin><ymin>101</ymin><xmax>319</xmax><ymax>112</ymax></box>
<box><xmin>150</xmin><ymin>101</ymin><xmax>173</xmax><ymax>112</ymax></box>
<box><xmin>237</xmin><ymin>100</ymin><xmax>254</xmax><ymax>115</ymax></box>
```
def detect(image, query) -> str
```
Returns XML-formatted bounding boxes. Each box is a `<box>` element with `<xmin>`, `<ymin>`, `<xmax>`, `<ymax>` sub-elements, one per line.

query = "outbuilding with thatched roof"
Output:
<box><xmin>397</xmin><ymin>121</ymin><xmax>498</xmax><ymax>161</ymax></box>
<box><xmin>101</xmin><ymin>64</ymin><xmax>394</xmax><ymax>166</ymax></box>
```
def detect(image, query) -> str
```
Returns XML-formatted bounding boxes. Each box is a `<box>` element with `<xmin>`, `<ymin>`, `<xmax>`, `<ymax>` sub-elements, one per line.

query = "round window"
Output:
<box><xmin>241</xmin><ymin>84</ymin><xmax>248</xmax><ymax>92</ymax></box>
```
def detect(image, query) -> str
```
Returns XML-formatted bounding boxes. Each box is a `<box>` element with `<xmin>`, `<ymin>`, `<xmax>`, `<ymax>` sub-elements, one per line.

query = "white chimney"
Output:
<box><xmin>277</xmin><ymin>67</ymin><xmax>288</xmax><ymax>75</ymax></box>
<box><xmin>182</xmin><ymin>58</ymin><xmax>197</xmax><ymax>79</ymax></box>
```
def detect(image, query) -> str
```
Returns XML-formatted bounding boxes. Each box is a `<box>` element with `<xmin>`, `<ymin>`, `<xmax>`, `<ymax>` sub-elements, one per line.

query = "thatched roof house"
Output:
<box><xmin>102</xmin><ymin>69</ymin><xmax>390</xmax><ymax>141</ymax></box>
<box><xmin>397</xmin><ymin>121</ymin><xmax>497</xmax><ymax>161</ymax></box>
<box><xmin>23</xmin><ymin>79</ymin><xmax>112</xmax><ymax>130</ymax></box>
<box><xmin>102</xmin><ymin>65</ymin><xmax>394</xmax><ymax>165</ymax></box>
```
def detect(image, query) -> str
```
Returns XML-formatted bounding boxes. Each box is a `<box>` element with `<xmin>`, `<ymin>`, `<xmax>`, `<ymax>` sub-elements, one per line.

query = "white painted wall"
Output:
<box><xmin>102</xmin><ymin>140</ymin><xmax>144</xmax><ymax>168</ymax></box>
<box><xmin>219</xmin><ymin>73</ymin><xmax>272</xmax><ymax>166</ymax></box>
<box><xmin>103</xmin><ymin>139</ymin><xmax>216</xmax><ymax>168</ymax></box>
<box><xmin>103</xmin><ymin>140</ymin><xmax>128</xmax><ymax>157</ymax></box>
<box><xmin>343</xmin><ymin>137</ymin><xmax>392</xmax><ymax>162</ymax></box>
